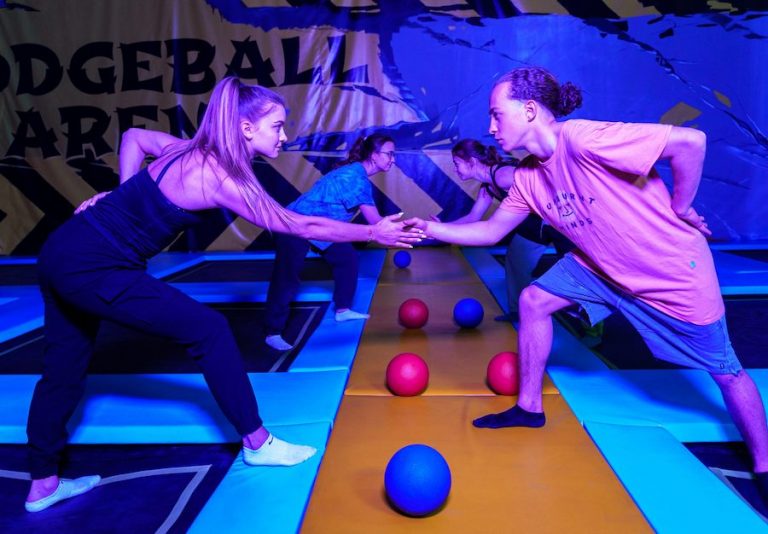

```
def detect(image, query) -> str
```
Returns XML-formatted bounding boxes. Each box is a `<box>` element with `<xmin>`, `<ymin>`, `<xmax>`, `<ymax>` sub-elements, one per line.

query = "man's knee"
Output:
<box><xmin>711</xmin><ymin>369</ymin><xmax>748</xmax><ymax>388</ymax></box>
<box><xmin>519</xmin><ymin>285</ymin><xmax>565</xmax><ymax>317</ymax></box>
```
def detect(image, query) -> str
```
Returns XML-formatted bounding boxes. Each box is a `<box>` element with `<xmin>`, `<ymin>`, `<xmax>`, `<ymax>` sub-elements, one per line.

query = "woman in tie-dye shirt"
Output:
<box><xmin>264</xmin><ymin>133</ymin><xmax>397</xmax><ymax>351</ymax></box>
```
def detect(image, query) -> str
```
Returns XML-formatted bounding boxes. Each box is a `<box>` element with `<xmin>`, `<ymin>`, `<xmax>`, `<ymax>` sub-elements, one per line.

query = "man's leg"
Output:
<box><xmin>711</xmin><ymin>370</ymin><xmax>768</xmax><ymax>472</ymax></box>
<box><xmin>474</xmin><ymin>284</ymin><xmax>573</xmax><ymax>428</ymax></box>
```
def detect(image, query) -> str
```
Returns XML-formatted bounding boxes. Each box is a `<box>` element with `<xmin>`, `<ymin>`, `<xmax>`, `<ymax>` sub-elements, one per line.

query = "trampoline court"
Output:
<box><xmin>1</xmin><ymin>244</ymin><xmax>768</xmax><ymax>532</ymax></box>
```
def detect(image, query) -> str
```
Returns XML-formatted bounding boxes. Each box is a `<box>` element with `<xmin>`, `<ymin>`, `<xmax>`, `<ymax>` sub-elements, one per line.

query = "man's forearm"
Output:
<box><xmin>669</xmin><ymin>129</ymin><xmax>706</xmax><ymax>215</ymax></box>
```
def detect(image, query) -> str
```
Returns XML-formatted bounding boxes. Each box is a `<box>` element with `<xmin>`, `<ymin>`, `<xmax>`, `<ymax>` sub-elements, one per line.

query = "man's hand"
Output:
<box><xmin>404</xmin><ymin>216</ymin><xmax>427</xmax><ymax>229</ymax></box>
<box><xmin>371</xmin><ymin>213</ymin><xmax>424</xmax><ymax>247</ymax></box>
<box><xmin>677</xmin><ymin>206</ymin><xmax>711</xmax><ymax>236</ymax></box>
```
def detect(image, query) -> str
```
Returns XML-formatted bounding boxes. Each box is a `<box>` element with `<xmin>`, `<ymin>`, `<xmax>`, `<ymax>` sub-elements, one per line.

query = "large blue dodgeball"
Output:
<box><xmin>384</xmin><ymin>444</ymin><xmax>451</xmax><ymax>516</ymax></box>
<box><xmin>452</xmin><ymin>297</ymin><xmax>484</xmax><ymax>328</ymax></box>
<box><xmin>393</xmin><ymin>250</ymin><xmax>412</xmax><ymax>268</ymax></box>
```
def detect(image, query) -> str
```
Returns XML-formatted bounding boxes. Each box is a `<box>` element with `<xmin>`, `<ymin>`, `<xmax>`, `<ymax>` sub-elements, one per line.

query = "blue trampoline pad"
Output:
<box><xmin>163</xmin><ymin>258</ymin><xmax>333</xmax><ymax>283</ymax></box>
<box><xmin>585</xmin><ymin>422</ymin><xmax>767</xmax><ymax>532</ymax></box>
<box><xmin>0</xmin><ymin>370</ymin><xmax>348</xmax><ymax>443</ymax></box>
<box><xmin>0</xmin><ymin>442</ymin><xmax>239</xmax><ymax>532</ymax></box>
<box><xmin>555</xmin><ymin>295</ymin><xmax>768</xmax><ymax>370</ymax></box>
<box><xmin>0</xmin><ymin>301</ymin><xmax>328</xmax><ymax>374</ymax></box>
<box><xmin>0</xmin><ymin>263</ymin><xmax>39</xmax><ymax>286</ymax></box>
<box><xmin>685</xmin><ymin>441</ymin><xmax>768</xmax><ymax>520</ymax></box>
<box><xmin>189</xmin><ymin>421</ymin><xmax>330</xmax><ymax>534</ymax></box>
<box><xmin>725</xmin><ymin>249</ymin><xmax>768</xmax><ymax>263</ymax></box>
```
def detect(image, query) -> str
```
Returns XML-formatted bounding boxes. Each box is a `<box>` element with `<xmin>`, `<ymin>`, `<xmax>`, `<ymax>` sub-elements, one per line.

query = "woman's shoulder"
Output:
<box><xmin>326</xmin><ymin>161</ymin><xmax>367</xmax><ymax>183</ymax></box>
<box><xmin>333</xmin><ymin>161</ymin><xmax>365</xmax><ymax>175</ymax></box>
<box><xmin>151</xmin><ymin>148</ymin><xmax>230</xmax><ymax>193</ymax></box>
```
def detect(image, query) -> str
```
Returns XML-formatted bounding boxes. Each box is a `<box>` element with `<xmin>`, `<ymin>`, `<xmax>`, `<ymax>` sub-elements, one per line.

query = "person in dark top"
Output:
<box><xmin>24</xmin><ymin>77</ymin><xmax>421</xmax><ymax>513</ymax></box>
<box><xmin>441</xmin><ymin>139</ymin><xmax>572</xmax><ymax>321</ymax></box>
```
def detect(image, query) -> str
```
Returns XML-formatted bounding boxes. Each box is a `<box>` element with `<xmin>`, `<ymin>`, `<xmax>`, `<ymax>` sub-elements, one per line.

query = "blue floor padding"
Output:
<box><xmin>0</xmin><ymin>263</ymin><xmax>39</xmax><ymax>285</ymax></box>
<box><xmin>585</xmin><ymin>422</ymin><xmax>767</xmax><ymax>532</ymax></box>
<box><xmin>145</xmin><ymin>251</ymin><xmax>207</xmax><ymax>278</ymax></box>
<box><xmin>290</xmin><ymin>278</ymin><xmax>378</xmax><ymax>372</ymax></box>
<box><xmin>0</xmin><ymin>442</ymin><xmax>240</xmax><ymax>533</ymax></box>
<box><xmin>0</xmin><ymin>371</ymin><xmax>348</xmax><ymax>444</ymax></box>
<box><xmin>162</xmin><ymin>257</ymin><xmax>333</xmax><ymax>283</ymax></box>
<box><xmin>548</xmin><ymin>364</ymin><xmax>768</xmax><ymax>443</ymax></box>
<box><xmin>189</xmin><ymin>422</ymin><xmax>330</xmax><ymax>534</ymax></box>
<box><xmin>0</xmin><ymin>285</ymin><xmax>37</xmax><ymax>298</ymax></box>
<box><xmin>726</xmin><ymin>249</ymin><xmax>768</xmax><ymax>264</ymax></box>
<box><xmin>0</xmin><ymin>297</ymin><xmax>43</xmax><ymax>343</ymax></box>
<box><xmin>713</xmin><ymin>249</ymin><xmax>768</xmax><ymax>295</ymax></box>
<box><xmin>0</xmin><ymin>301</ymin><xmax>329</xmax><ymax>374</ymax></box>
<box><xmin>685</xmin><ymin>441</ymin><xmax>768</xmax><ymax>519</ymax></box>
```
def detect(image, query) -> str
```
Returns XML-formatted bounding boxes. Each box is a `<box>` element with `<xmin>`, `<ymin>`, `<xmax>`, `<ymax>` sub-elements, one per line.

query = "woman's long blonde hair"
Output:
<box><xmin>165</xmin><ymin>76</ymin><xmax>292</xmax><ymax>229</ymax></box>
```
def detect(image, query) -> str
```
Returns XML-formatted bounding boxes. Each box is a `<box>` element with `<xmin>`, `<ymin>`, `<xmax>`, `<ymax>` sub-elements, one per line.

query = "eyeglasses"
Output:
<box><xmin>377</xmin><ymin>150</ymin><xmax>395</xmax><ymax>159</ymax></box>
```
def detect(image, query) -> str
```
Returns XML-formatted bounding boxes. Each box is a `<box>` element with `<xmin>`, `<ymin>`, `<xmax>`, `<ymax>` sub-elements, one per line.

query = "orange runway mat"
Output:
<box><xmin>302</xmin><ymin>395</ymin><xmax>650</xmax><ymax>533</ymax></box>
<box><xmin>346</xmin><ymin>248</ymin><xmax>558</xmax><ymax>396</ymax></box>
<box><xmin>377</xmin><ymin>247</ymin><xmax>486</xmax><ymax>286</ymax></box>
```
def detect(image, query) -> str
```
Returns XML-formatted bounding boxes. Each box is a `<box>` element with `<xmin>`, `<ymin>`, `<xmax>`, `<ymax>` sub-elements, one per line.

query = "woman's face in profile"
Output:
<box><xmin>453</xmin><ymin>156</ymin><xmax>478</xmax><ymax>181</ymax></box>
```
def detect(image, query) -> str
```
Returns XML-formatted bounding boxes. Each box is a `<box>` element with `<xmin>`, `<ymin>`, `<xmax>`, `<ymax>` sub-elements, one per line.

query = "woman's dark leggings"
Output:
<box><xmin>265</xmin><ymin>233</ymin><xmax>359</xmax><ymax>335</ymax></box>
<box><xmin>27</xmin><ymin>217</ymin><xmax>262</xmax><ymax>479</ymax></box>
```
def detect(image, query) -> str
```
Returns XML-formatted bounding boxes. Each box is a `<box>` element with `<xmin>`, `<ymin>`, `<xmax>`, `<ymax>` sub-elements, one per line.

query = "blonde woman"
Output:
<box><xmin>25</xmin><ymin>77</ymin><xmax>420</xmax><ymax>512</ymax></box>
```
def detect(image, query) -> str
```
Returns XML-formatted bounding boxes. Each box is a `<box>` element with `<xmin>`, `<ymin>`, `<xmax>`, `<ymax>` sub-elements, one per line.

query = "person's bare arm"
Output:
<box><xmin>215</xmin><ymin>178</ymin><xmax>422</xmax><ymax>247</ymax></box>
<box><xmin>659</xmin><ymin>126</ymin><xmax>710</xmax><ymax>235</ymax></box>
<box><xmin>449</xmin><ymin>186</ymin><xmax>494</xmax><ymax>224</ymax></box>
<box><xmin>119</xmin><ymin>128</ymin><xmax>182</xmax><ymax>183</ymax></box>
<box><xmin>359</xmin><ymin>204</ymin><xmax>383</xmax><ymax>224</ymax></box>
<box><xmin>406</xmin><ymin>207</ymin><xmax>528</xmax><ymax>246</ymax></box>
<box><xmin>75</xmin><ymin>128</ymin><xmax>182</xmax><ymax>214</ymax></box>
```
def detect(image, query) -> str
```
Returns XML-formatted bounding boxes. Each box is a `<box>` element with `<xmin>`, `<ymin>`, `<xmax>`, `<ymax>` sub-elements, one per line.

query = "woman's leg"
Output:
<box><xmin>323</xmin><ymin>243</ymin><xmax>359</xmax><ymax>311</ymax></box>
<box><xmin>91</xmin><ymin>271</ymin><xmax>264</xmax><ymax>436</ymax></box>
<box><xmin>323</xmin><ymin>243</ymin><xmax>368</xmax><ymax>321</ymax></box>
<box><xmin>26</xmin><ymin>284</ymin><xmax>102</xmax><ymax>509</ymax></box>
<box><xmin>264</xmin><ymin>234</ymin><xmax>311</xmax><ymax>336</ymax></box>
<box><xmin>74</xmin><ymin>271</ymin><xmax>314</xmax><ymax>466</ymax></box>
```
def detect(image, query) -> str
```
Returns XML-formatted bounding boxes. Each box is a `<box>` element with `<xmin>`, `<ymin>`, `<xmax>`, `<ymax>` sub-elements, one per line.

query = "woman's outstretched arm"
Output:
<box><xmin>214</xmin><ymin>177</ymin><xmax>423</xmax><ymax>248</ymax></box>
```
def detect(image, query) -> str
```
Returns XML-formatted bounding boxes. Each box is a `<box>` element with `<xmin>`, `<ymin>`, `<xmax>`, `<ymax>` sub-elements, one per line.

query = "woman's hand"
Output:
<box><xmin>677</xmin><ymin>206</ymin><xmax>711</xmax><ymax>236</ymax></box>
<box><xmin>404</xmin><ymin>216</ymin><xmax>428</xmax><ymax>232</ymax></box>
<box><xmin>371</xmin><ymin>213</ymin><xmax>424</xmax><ymax>247</ymax></box>
<box><xmin>74</xmin><ymin>191</ymin><xmax>111</xmax><ymax>214</ymax></box>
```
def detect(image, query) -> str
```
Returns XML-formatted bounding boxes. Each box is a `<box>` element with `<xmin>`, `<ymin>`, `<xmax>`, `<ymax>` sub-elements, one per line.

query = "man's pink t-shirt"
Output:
<box><xmin>499</xmin><ymin>119</ymin><xmax>723</xmax><ymax>325</ymax></box>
